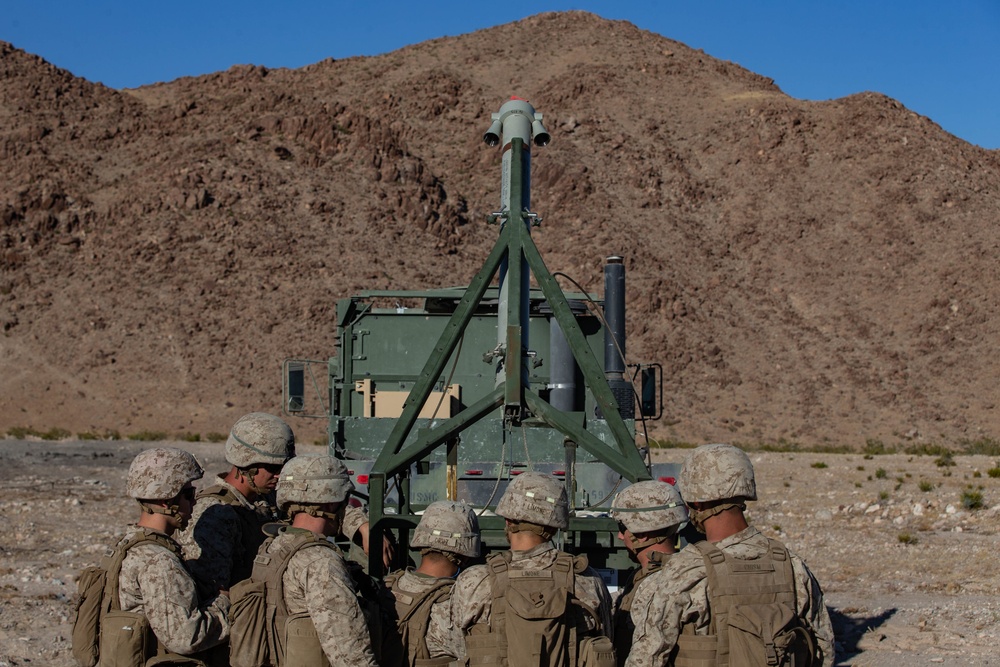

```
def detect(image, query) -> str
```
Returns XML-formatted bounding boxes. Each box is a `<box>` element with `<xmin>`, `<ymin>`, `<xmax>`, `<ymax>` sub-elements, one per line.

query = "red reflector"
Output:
<box><xmin>511</xmin><ymin>470</ymin><xmax>523</xmax><ymax>475</ymax></box>
<box><xmin>659</xmin><ymin>476</ymin><xmax>676</xmax><ymax>485</ymax></box>
<box><xmin>465</xmin><ymin>470</ymin><xmax>483</xmax><ymax>476</ymax></box>
<box><xmin>348</xmin><ymin>497</ymin><xmax>362</xmax><ymax>508</ymax></box>
<box><xmin>356</xmin><ymin>474</ymin><xmax>369</xmax><ymax>484</ymax></box>
<box><xmin>552</xmin><ymin>470</ymin><xmax>566</xmax><ymax>476</ymax></box>
<box><xmin>347</xmin><ymin>470</ymin><xmax>354</xmax><ymax>476</ymax></box>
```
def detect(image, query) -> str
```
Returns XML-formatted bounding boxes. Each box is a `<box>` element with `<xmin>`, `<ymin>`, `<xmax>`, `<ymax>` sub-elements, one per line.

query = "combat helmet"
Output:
<box><xmin>225</xmin><ymin>412</ymin><xmax>295</xmax><ymax>468</ymax></box>
<box><xmin>496</xmin><ymin>471</ymin><xmax>568</xmax><ymax>530</ymax></box>
<box><xmin>411</xmin><ymin>500</ymin><xmax>481</xmax><ymax>558</ymax></box>
<box><xmin>610</xmin><ymin>480</ymin><xmax>687</xmax><ymax>535</ymax></box>
<box><xmin>276</xmin><ymin>455</ymin><xmax>354</xmax><ymax>512</ymax></box>
<box><xmin>127</xmin><ymin>447</ymin><xmax>204</xmax><ymax>500</ymax></box>
<box><xmin>679</xmin><ymin>443</ymin><xmax>757</xmax><ymax>504</ymax></box>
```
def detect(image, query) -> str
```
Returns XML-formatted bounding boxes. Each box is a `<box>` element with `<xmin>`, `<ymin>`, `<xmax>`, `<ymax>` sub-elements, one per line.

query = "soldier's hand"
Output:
<box><xmin>356</xmin><ymin>522</ymin><xmax>394</xmax><ymax>569</ymax></box>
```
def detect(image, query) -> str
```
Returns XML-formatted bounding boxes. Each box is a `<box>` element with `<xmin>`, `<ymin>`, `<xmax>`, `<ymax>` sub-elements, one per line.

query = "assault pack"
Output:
<box><xmin>674</xmin><ymin>539</ymin><xmax>820</xmax><ymax>667</ymax></box>
<box><xmin>228</xmin><ymin>530</ymin><xmax>401</xmax><ymax>667</ymax></box>
<box><xmin>463</xmin><ymin>550</ymin><xmax>616</xmax><ymax>667</ymax></box>
<box><xmin>383</xmin><ymin>572</ymin><xmax>454</xmax><ymax>667</ymax></box>
<box><xmin>72</xmin><ymin>529</ymin><xmax>205</xmax><ymax>667</ymax></box>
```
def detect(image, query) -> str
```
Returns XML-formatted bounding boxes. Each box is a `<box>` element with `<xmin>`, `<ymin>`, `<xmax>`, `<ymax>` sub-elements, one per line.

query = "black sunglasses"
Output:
<box><xmin>180</xmin><ymin>487</ymin><xmax>196</xmax><ymax>502</ymax></box>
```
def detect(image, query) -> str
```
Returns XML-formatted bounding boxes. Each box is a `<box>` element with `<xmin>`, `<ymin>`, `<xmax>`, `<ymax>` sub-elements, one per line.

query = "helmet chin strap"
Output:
<box><xmin>505</xmin><ymin>520</ymin><xmax>555</xmax><ymax>542</ymax></box>
<box><xmin>138</xmin><ymin>500</ymin><xmax>189</xmax><ymax>531</ymax></box>
<box><xmin>287</xmin><ymin>503</ymin><xmax>344</xmax><ymax>534</ymax></box>
<box><xmin>688</xmin><ymin>501</ymin><xmax>746</xmax><ymax>533</ymax></box>
<box><xmin>238</xmin><ymin>467</ymin><xmax>271</xmax><ymax>495</ymax></box>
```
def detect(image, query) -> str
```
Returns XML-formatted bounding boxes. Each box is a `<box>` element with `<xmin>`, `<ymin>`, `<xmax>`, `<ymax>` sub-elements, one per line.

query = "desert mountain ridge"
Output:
<box><xmin>2</xmin><ymin>11</ymin><xmax>999</xmax><ymax>449</ymax></box>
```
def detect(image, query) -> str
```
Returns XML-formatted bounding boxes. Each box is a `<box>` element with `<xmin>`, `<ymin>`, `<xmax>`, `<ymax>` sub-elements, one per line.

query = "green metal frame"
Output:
<box><xmin>366</xmin><ymin>138</ymin><xmax>650</xmax><ymax>575</ymax></box>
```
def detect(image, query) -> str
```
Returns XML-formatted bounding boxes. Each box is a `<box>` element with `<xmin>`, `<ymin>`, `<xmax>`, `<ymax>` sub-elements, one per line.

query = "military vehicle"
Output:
<box><xmin>282</xmin><ymin>99</ymin><xmax>678</xmax><ymax>589</ymax></box>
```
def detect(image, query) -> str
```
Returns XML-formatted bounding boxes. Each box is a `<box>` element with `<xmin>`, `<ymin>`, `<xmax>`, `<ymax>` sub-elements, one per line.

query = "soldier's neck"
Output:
<box><xmin>703</xmin><ymin>507</ymin><xmax>749</xmax><ymax>543</ymax></box>
<box><xmin>507</xmin><ymin>530</ymin><xmax>547</xmax><ymax>551</ymax></box>
<box><xmin>416</xmin><ymin>553</ymin><xmax>459</xmax><ymax>578</ymax></box>
<box><xmin>137</xmin><ymin>510</ymin><xmax>173</xmax><ymax>535</ymax></box>
<box><xmin>291</xmin><ymin>512</ymin><xmax>329</xmax><ymax>536</ymax></box>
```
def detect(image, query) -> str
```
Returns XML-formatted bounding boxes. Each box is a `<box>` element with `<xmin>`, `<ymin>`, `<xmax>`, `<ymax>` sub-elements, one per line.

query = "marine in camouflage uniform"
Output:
<box><xmin>608</xmin><ymin>480</ymin><xmax>688</xmax><ymax>666</ymax></box>
<box><xmin>178</xmin><ymin>412</ymin><xmax>373</xmax><ymax>594</ymax></box>
<box><xmin>261</xmin><ymin>454</ymin><xmax>378</xmax><ymax>666</ymax></box>
<box><xmin>116</xmin><ymin>448</ymin><xmax>230</xmax><ymax>655</ymax></box>
<box><xmin>385</xmin><ymin>500</ymin><xmax>481</xmax><ymax>664</ymax></box>
<box><xmin>448</xmin><ymin>472</ymin><xmax>614</xmax><ymax>660</ymax></box>
<box><xmin>625</xmin><ymin>444</ymin><xmax>835</xmax><ymax>667</ymax></box>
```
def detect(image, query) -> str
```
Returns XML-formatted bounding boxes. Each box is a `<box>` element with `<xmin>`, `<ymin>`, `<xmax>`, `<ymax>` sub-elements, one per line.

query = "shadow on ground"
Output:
<box><xmin>830</xmin><ymin>606</ymin><xmax>897</xmax><ymax>665</ymax></box>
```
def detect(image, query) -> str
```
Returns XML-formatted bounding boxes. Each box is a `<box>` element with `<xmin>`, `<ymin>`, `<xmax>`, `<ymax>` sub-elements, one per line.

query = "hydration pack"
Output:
<box><xmin>674</xmin><ymin>539</ymin><xmax>820</xmax><ymax>667</ymax></box>
<box><xmin>463</xmin><ymin>550</ymin><xmax>615</xmax><ymax>667</ymax></box>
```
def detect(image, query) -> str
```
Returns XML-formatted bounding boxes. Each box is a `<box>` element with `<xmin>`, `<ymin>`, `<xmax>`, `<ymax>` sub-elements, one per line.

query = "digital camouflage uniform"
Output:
<box><xmin>115</xmin><ymin>525</ymin><xmax>231</xmax><ymax>655</ymax></box>
<box><xmin>624</xmin><ymin>526</ymin><xmax>834</xmax><ymax>667</ymax></box>
<box><xmin>265</xmin><ymin>526</ymin><xmax>378</xmax><ymax>667</ymax></box>
<box><xmin>448</xmin><ymin>540</ymin><xmax>614</xmax><ymax>659</ymax></box>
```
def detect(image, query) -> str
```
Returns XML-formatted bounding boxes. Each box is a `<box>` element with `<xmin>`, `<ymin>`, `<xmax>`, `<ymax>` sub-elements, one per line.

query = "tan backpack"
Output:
<box><xmin>228</xmin><ymin>531</ymin><xmax>334</xmax><ymax>667</ymax></box>
<box><xmin>463</xmin><ymin>550</ymin><xmax>616</xmax><ymax>667</ymax></box>
<box><xmin>674</xmin><ymin>539</ymin><xmax>820</xmax><ymax>667</ymax></box>
<box><xmin>384</xmin><ymin>572</ymin><xmax>454</xmax><ymax>667</ymax></box>
<box><xmin>72</xmin><ymin>529</ymin><xmax>206</xmax><ymax>667</ymax></box>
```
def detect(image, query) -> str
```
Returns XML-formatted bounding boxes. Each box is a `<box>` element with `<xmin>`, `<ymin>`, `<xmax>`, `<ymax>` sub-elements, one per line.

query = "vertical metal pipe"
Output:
<box><xmin>550</xmin><ymin>313</ymin><xmax>582</xmax><ymax>412</ymax></box>
<box><xmin>603</xmin><ymin>256</ymin><xmax>634</xmax><ymax>419</ymax></box>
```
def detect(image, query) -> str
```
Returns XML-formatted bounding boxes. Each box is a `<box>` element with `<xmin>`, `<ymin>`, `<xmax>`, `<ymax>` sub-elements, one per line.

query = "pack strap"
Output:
<box><xmin>101</xmin><ymin>529</ymin><xmax>181</xmax><ymax>616</ymax></box>
<box><xmin>253</xmin><ymin>530</ymin><xmax>336</xmax><ymax>621</ymax></box>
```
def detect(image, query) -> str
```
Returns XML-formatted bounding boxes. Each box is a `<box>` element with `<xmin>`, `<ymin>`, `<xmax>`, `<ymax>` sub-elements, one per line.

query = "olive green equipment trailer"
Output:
<box><xmin>283</xmin><ymin>99</ymin><xmax>677</xmax><ymax>590</ymax></box>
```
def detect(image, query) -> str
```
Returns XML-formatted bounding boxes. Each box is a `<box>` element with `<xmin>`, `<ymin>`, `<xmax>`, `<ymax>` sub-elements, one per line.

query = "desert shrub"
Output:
<box><xmin>875</xmin><ymin>468</ymin><xmax>887</xmax><ymax>479</ymax></box>
<box><xmin>918</xmin><ymin>480</ymin><xmax>935</xmax><ymax>492</ymax></box>
<box><xmin>987</xmin><ymin>465</ymin><xmax>1000</xmax><ymax>479</ymax></box>
<box><xmin>961</xmin><ymin>486</ymin><xmax>984</xmax><ymax>510</ymax></box>
<box><xmin>959</xmin><ymin>437</ymin><xmax>1000</xmax><ymax>457</ymax></box>
<box><xmin>205</xmin><ymin>432</ymin><xmax>227</xmax><ymax>443</ymax></box>
<box><xmin>864</xmin><ymin>439</ymin><xmax>895</xmax><ymax>455</ymax></box>
<box><xmin>811</xmin><ymin>461</ymin><xmax>828</xmax><ymax>469</ymax></box>
<box><xmin>128</xmin><ymin>430</ymin><xmax>168</xmax><ymax>442</ymax></box>
<box><xmin>935</xmin><ymin>452</ymin><xmax>956</xmax><ymax>467</ymax></box>
<box><xmin>40</xmin><ymin>427</ymin><xmax>71</xmax><ymax>441</ymax></box>
<box><xmin>905</xmin><ymin>443</ymin><xmax>951</xmax><ymax>457</ymax></box>
<box><xmin>879</xmin><ymin>491</ymin><xmax>889</xmax><ymax>501</ymax></box>
<box><xmin>897</xmin><ymin>533</ymin><xmax>918</xmax><ymax>545</ymax></box>
<box><xmin>177</xmin><ymin>432</ymin><xmax>201</xmax><ymax>442</ymax></box>
<box><xmin>649</xmin><ymin>438</ymin><xmax>698</xmax><ymax>449</ymax></box>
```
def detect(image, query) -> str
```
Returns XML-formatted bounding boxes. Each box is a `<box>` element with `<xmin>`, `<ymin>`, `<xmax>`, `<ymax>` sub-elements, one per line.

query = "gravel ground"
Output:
<box><xmin>0</xmin><ymin>440</ymin><xmax>998</xmax><ymax>666</ymax></box>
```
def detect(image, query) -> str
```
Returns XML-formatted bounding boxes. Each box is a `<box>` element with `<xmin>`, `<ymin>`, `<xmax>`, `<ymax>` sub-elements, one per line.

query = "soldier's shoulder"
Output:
<box><xmin>453</xmin><ymin>563</ymin><xmax>490</xmax><ymax>596</ymax></box>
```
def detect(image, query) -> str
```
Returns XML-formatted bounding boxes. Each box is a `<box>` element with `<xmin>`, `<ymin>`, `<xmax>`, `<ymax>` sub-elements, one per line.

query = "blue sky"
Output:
<box><xmin>2</xmin><ymin>1</ymin><xmax>998</xmax><ymax>149</ymax></box>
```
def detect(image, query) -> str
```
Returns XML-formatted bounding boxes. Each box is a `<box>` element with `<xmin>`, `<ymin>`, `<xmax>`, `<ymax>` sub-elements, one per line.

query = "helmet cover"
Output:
<box><xmin>411</xmin><ymin>500</ymin><xmax>481</xmax><ymax>558</ymax></box>
<box><xmin>276</xmin><ymin>455</ymin><xmax>353</xmax><ymax>511</ymax></box>
<box><xmin>496</xmin><ymin>471</ymin><xmax>568</xmax><ymax>530</ymax></box>
<box><xmin>679</xmin><ymin>443</ymin><xmax>757</xmax><ymax>503</ymax></box>
<box><xmin>127</xmin><ymin>447</ymin><xmax>204</xmax><ymax>500</ymax></box>
<box><xmin>225</xmin><ymin>412</ymin><xmax>295</xmax><ymax>468</ymax></box>
<box><xmin>610</xmin><ymin>480</ymin><xmax>687</xmax><ymax>534</ymax></box>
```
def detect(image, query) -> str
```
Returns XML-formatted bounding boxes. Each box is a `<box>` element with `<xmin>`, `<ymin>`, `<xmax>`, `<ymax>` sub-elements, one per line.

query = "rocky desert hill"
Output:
<box><xmin>2</xmin><ymin>11</ymin><xmax>999</xmax><ymax>448</ymax></box>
